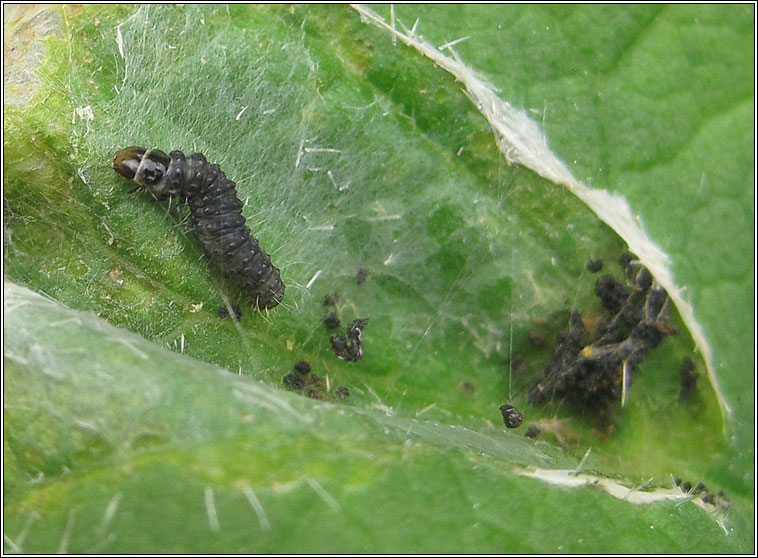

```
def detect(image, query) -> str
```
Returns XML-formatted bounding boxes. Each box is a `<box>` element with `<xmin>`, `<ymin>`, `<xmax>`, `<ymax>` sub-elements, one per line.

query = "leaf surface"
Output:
<box><xmin>3</xmin><ymin>4</ymin><xmax>753</xmax><ymax>552</ymax></box>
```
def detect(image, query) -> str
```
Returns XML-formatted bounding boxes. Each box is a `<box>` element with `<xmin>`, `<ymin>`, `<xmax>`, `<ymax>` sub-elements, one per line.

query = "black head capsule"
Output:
<box><xmin>113</xmin><ymin>146</ymin><xmax>145</xmax><ymax>180</ymax></box>
<box><xmin>113</xmin><ymin>147</ymin><xmax>171</xmax><ymax>192</ymax></box>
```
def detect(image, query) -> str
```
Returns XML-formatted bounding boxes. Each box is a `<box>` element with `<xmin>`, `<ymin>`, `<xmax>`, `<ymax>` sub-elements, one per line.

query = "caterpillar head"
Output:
<box><xmin>113</xmin><ymin>147</ymin><xmax>171</xmax><ymax>194</ymax></box>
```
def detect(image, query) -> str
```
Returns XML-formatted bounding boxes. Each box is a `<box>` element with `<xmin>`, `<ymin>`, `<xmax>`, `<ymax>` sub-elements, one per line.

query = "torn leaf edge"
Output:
<box><xmin>350</xmin><ymin>4</ymin><xmax>731</xmax><ymax>427</ymax></box>
<box><xmin>518</xmin><ymin>467</ymin><xmax>729</xmax><ymax>535</ymax></box>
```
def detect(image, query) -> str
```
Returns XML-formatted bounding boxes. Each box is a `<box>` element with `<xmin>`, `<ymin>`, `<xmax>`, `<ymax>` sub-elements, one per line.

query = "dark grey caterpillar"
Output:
<box><xmin>113</xmin><ymin>147</ymin><xmax>285</xmax><ymax>309</ymax></box>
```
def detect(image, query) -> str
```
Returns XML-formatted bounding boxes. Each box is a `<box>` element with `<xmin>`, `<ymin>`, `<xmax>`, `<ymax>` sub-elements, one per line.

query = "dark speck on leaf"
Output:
<box><xmin>218</xmin><ymin>305</ymin><xmax>242</xmax><ymax>321</ymax></box>
<box><xmin>596</xmin><ymin>274</ymin><xmax>630</xmax><ymax>314</ymax></box>
<box><xmin>635</xmin><ymin>267</ymin><xmax>653</xmax><ymax>290</ymax></box>
<box><xmin>511</xmin><ymin>354</ymin><xmax>526</xmax><ymax>374</ymax></box>
<box><xmin>324</xmin><ymin>292</ymin><xmax>340</xmax><ymax>306</ymax></box>
<box><xmin>294</xmin><ymin>361</ymin><xmax>311</xmax><ymax>375</ymax></box>
<box><xmin>305</xmin><ymin>386</ymin><xmax>325</xmax><ymax>400</ymax></box>
<box><xmin>336</xmin><ymin>386</ymin><xmax>350</xmax><ymax>399</ymax></box>
<box><xmin>283</xmin><ymin>368</ymin><xmax>331</xmax><ymax>400</ymax></box>
<box><xmin>500</xmin><ymin>404</ymin><xmax>523</xmax><ymax>428</ymax></box>
<box><xmin>586</xmin><ymin>259</ymin><xmax>603</xmax><ymax>273</ymax></box>
<box><xmin>457</xmin><ymin>381</ymin><xmax>475</xmax><ymax>395</ymax></box>
<box><xmin>324</xmin><ymin>311</ymin><xmax>341</xmax><ymax>330</ymax></box>
<box><xmin>620</xmin><ymin>252</ymin><xmax>636</xmax><ymax>270</ymax></box>
<box><xmin>283</xmin><ymin>373</ymin><xmax>305</xmax><ymax>391</ymax></box>
<box><xmin>673</xmin><ymin>476</ymin><xmax>730</xmax><ymax>509</ymax></box>
<box><xmin>645</xmin><ymin>286</ymin><xmax>668</xmax><ymax>318</ymax></box>
<box><xmin>331</xmin><ymin>318</ymin><xmax>368</xmax><ymax>361</ymax></box>
<box><xmin>349</xmin><ymin>318</ymin><xmax>368</xmax><ymax>335</ymax></box>
<box><xmin>356</xmin><ymin>267</ymin><xmax>367</xmax><ymax>285</ymax></box>
<box><xmin>678</xmin><ymin>356</ymin><xmax>698</xmax><ymax>402</ymax></box>
<box><xmin>525</xmin><ymin>424</ymin><xmax>541</xmax><ymax>438</ymax></box>
<box><xmin>528</xmin><ymin>329</ymin><xmax>546</xmax><ymax>348</ymax></box>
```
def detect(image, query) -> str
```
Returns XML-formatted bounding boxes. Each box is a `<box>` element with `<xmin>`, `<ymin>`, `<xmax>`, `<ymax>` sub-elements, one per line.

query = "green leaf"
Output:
<box><xmin>2</xmin><ymin>281</ymin><xmax>746</xmax><ymax>553</ymax></box>
<box><xmin>3</xmin><ymin>4</ymin><xmax>753</xmax><ymax>552</ymax></box>
<box><xmin>359</xmin><ymin>2</ymin><xmax>754</xmax><ymax>479</ymax></box>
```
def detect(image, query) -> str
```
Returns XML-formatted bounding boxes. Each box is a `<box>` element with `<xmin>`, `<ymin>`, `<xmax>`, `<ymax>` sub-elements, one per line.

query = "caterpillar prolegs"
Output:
<box><xmin>112</xmin><ymin>147</ymin><xmax>285</xmax><ymax>309</ymax></box>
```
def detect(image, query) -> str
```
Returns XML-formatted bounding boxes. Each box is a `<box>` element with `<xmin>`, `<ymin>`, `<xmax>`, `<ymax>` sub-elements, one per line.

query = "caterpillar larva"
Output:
<box><xmin>112</xmin><ymin>147</ymin><xmax>285</xmax><ymax>309</ymax></box>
